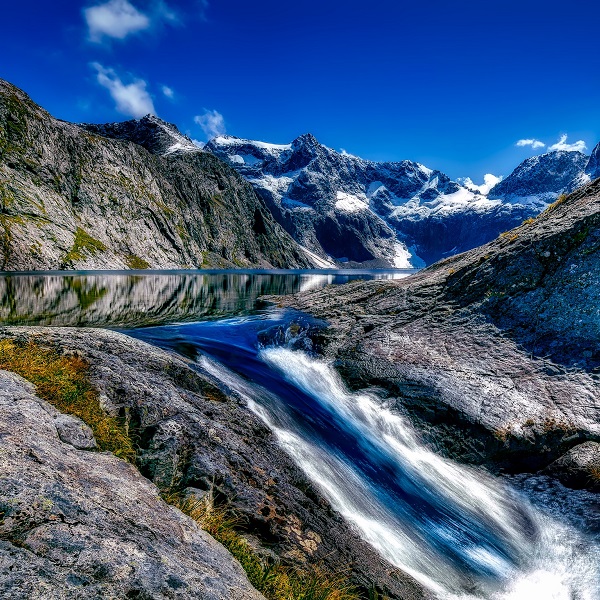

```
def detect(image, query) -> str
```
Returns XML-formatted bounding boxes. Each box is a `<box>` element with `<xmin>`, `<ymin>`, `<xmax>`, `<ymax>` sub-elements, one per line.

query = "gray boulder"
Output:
<box><xmin>0</xmin><ymin>370</ymin><xmax>265</xmax><ymax>599</ymax></box>
<box><xmin>543</xmin><ymin>442</ymin><xmax>600</xmax><ymax>491</ymax></box>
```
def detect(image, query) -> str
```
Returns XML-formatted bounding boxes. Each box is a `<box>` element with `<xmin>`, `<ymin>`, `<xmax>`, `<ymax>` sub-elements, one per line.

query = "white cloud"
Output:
<box><xmin>194</xmin><ymin>109</ymin><xmax>226</xmax><ymax>139</ymax></box>
<box><xmin>516</xmin><ymin>138</ymin><xmax>546</xmax><ymax>149</ymax></box>
<box><xmin>84</xmin><ymin>0</ymin><xmax>150</xmax><ymax>41</ymax></box>
<box><xmin>162</xmin><ymin>85</ymin><xmax>174</xmax><ymax>99</ymax></box>
<box><xmin>92</xmin><ymin>63</ymin><xmax>155</xmax><ymax>118</ymax></box>
<box><xmin>548</xmin><ymin>134</ymin><xmax>587</xmax><ymax>153</ymax></box>
<box><xmin>340</xmin><ymin>148</ymin><xmax>359</xmax><ymax>158</ymax></box>
<box><xmin>198</xmin><ymin>0</ymin><xmax>210</xmax><ymax>21</ymax></box>
<box><xmin>459</xmin><ymin>174</ymin><xmax>502</xmax><ymax>196</ymax></box>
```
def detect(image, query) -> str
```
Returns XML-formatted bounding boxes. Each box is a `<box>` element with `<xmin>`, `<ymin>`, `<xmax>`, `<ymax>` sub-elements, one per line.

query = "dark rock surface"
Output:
<box><xmin>0</xmin><ymin>79</ymin><xmax>313</xmax><ymax>270</ymax></box>
<box><xmin>273</xmin><ymin>178</ymin><xmax>600</xmax><ymax>482</ymax></box>
<box><xmin>0</xmin><ymin>369</ymin><xmax>265</xmax><ymax>600</ymax></box>
<box><xmin>542</xmin><ymin>442</ymin><xmax>600</xmax><ymax>492</ymax></box>
<box><xmin>0</xmin><ymin>326</ymin><xmax>428</xmax><ymax>600</ymax></box>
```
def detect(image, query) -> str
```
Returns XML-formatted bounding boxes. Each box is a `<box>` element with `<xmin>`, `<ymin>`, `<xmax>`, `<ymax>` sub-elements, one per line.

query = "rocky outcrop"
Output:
<box><xmin>0</xmin><ymin>326</ymin><xmax>428</xmax><ymax>600</ymax></box>
<box><xmin>0</xmin><ymin>369</ymin><xmax>265</xmax><ymax>599</ymax></box>
<box><xmin>273</xmin><ymin>178</ymin><xmax>600</xmax><ymax>483</ymax></box>
<box><xmin>0</xmin><ymin>79</ymin><xmax>313</xmax><ymax>270</ymax></box>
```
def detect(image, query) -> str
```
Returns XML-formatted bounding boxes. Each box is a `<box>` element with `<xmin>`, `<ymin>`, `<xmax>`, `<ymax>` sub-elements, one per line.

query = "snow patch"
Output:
<box><xmin>299</xmin><ymin>246</ymin><xmax>337</xmax><ymax>268</ymax></box>
<box><xmin>213</xmin><ymin>136</ymin><xmax>291</xmax><ymax>152</ymax></box>
<box><xmin>392</xmin><ymin>243</ymin><xmax>412</xmax><ymax>269</ymax></box>
<box><xmin>335</xmin><ymin>191</ymin><xmax>368</xmax><ymax>212</ymax></box>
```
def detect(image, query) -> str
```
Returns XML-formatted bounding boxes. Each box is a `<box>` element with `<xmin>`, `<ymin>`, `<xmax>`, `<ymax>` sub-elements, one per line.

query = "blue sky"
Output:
<box><xmin>2</xmin><ymin>0</ymin><xmax>599</xmax><ymax>182</ymax></box>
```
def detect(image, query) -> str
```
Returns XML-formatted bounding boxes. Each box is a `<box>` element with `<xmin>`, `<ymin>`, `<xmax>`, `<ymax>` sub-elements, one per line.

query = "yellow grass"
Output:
<box><xmin>0</xmin><ymin>338</ymin><xmax>135</xmax><ymax>460</ymax></box>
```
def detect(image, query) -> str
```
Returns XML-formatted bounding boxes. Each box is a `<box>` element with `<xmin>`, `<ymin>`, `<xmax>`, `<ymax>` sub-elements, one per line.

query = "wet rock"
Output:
<box><xmin>542</xmin><ymin>442</ymin><xmax>600</xmax><ymax>492</ymax></box>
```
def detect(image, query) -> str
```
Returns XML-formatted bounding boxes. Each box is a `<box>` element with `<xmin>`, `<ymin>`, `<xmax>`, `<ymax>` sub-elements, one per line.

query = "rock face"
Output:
<box><xmin>0</xmin><ymin>326</ymin><xmax>428</xmax><ymax>600</ymax></box>
<box><xmin>0</xmin><ymin>79</ymin><xmax>313</xmax><ymax>270</ymax></box>
<box><xmin>0</xmin><ymin>369</ymin><xmax>265</xmax><ymax>600</ymax></box>
<box><xmin>275</xmin><ymin>178</ymin><xmax>600</xmax><ymax>482</ymax></box>
<box><xmin>205</xmin><ymin>134</ymin><xmax>600</xmax><ymax>266</ymax></box>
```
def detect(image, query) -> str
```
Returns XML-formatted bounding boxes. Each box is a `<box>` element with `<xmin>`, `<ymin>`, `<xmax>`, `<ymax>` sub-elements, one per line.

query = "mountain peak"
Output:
<box><xmin>79</xmin><ymin>116</ymin><xmax>200</xmax><ymax>156</ymax></box>
<box><xmin>488</xmin><ymin>149</ymin><xmax>589</xmax><ymax>203</ymax></box>
<box><xmin>292</xmin><ymin>132</ymin><xmax>320</xmax><ymax>147</ymax></box>
<box><xmin>586</xmin><ymin>142</ymin><xmax>600</xmax><ymax>181</ymax></box>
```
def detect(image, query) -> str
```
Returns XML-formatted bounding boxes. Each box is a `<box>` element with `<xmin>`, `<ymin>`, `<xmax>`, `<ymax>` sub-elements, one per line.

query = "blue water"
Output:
<box><xmin>125</xmin><ymin>310</ymin><xmax>600</xmax><ymax>599</ymax></box>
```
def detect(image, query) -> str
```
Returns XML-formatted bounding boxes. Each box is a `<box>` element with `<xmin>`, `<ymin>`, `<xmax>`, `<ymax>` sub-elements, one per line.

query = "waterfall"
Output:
<box><xmin>199</xmin><ymin>346</ymin><xmax>600</xmax><ymax>600</ymax></box>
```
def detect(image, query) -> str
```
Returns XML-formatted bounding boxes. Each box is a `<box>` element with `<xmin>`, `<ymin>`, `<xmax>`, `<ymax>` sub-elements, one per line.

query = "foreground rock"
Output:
<box><xmin>273</xmin><ymin>178</ymin><xmax>600</xmax><ymax>482</ymax></box>
<box><xmin>0</xmin><ymin>370</ymin><xmax>264</xmax><ymax>599</ymax></box>
<box><xmin>0</xmin><ymin>79</ymin><xmax>312</xmax><ymax>270</ymax></box>
<box><xmin>0</xmin><ymin>326</ymin><xmax>428</xmax><ymax>600</ymax></box>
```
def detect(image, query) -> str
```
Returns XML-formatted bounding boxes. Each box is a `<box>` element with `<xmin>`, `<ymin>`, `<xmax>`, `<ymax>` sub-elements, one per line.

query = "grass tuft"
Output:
<box><xmin>0</xmin><ymin>338</ymin><xmax>135</xmax><ymax>460</ymax></box>
<box><xmin>171</xmin><ymin>491</ymin><xmax>358</xmax><ymax>600</ymax></box>
<box><xmin>125</xmin><ymin>254</ymin><xmax>150</xmax><ymax>270</ymax></box>
<box><xmin>65</xmin><ymin>227</ymin><xmax>107</xmax><ymax>263</ymax></box>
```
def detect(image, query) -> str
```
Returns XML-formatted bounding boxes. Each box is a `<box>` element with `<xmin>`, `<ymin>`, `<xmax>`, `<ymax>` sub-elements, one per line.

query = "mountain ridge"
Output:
<box><xmin>0</xmin><ymin>79</ymin><xmax>314</xmax><ymax>271</ymax></box>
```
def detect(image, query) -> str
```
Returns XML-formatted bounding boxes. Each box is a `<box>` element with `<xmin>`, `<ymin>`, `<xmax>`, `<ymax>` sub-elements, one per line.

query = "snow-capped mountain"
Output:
<box><xmin>204</xmin><ymin>135</ymin><xmax>515</xmax><ymax>266</ymax></box>
<box><xmin>81</xmin><ymin>115</ymin><xmax>200</xmax><ymax>156</ymax></box>
<box><xmin>206</xmin><ymin>134</ymin><xmax>600</xmax><ymax>266</ymax></box>
<box><xmin>488</xmin><ymin>150</ymin><xmax>589</xmax><ymax>206</ymax></box>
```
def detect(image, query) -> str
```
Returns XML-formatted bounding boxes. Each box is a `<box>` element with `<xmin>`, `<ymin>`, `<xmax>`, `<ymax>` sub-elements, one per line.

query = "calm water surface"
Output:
<box><xmin>0</xmin><ymin>269</ymin><xmax>415</xmax><ymax>327</ymax></box>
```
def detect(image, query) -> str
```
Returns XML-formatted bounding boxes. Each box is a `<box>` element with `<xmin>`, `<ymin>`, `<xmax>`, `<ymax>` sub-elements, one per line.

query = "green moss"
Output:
<box><xmin>65</xmin><ymin>227</ymin><xmax>107</xmax><ymax>262</ymax></box>
<box><xmin>125</xmin><ymin>254</ymin><xmax>150</xmax><ymax>270</ymax></box>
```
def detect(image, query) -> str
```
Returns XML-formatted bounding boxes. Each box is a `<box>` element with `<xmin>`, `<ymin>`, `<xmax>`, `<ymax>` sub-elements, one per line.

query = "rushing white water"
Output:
<box><xmin>199</xmin><ymin>346</ymin><xmax>600</xmax><ymax>600</ymax></box>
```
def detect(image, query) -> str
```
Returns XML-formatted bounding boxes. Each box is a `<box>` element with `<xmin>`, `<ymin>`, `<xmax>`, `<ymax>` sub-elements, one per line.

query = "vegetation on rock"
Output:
<box><xmin>0</xmin><ymin>338</ymin><xmax>134</xmax><ymax>460</ymax></box>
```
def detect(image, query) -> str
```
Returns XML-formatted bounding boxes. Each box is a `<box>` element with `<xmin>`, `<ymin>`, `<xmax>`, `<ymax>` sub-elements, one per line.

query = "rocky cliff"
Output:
<box><xmin>274</xmin><ymin>178</ymin><xmax>600</xmax><ymax>485</ymax></box>
<box><xmin>0</xmin><ymin>79</ymin><xmax>313</xmax><ymax>270</ymax></box>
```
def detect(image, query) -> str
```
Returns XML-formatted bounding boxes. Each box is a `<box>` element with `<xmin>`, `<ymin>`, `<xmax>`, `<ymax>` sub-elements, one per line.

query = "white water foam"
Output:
<box><xmin>199</xmin><ymin>348</ymin><xmax>600</xmax><ymax>599</ymax></box>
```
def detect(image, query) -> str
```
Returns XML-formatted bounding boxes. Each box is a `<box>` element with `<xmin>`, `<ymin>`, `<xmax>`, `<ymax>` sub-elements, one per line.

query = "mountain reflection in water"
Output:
<box><xmin>0</xmin><ymin>269</ymin><xmax>415</xmax><ymax>327</ymax></box>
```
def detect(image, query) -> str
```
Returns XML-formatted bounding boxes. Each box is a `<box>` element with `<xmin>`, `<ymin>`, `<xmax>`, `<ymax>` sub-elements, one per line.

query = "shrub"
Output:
<box><xmin>125</xmin><ymin>253</ymin><xmax>150</xmax><ymax>269</ymax></box>
<box><xmin>65</xmin><ymin>227</ymin><xmax>107</xmax><ymax>262</ymax></box>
